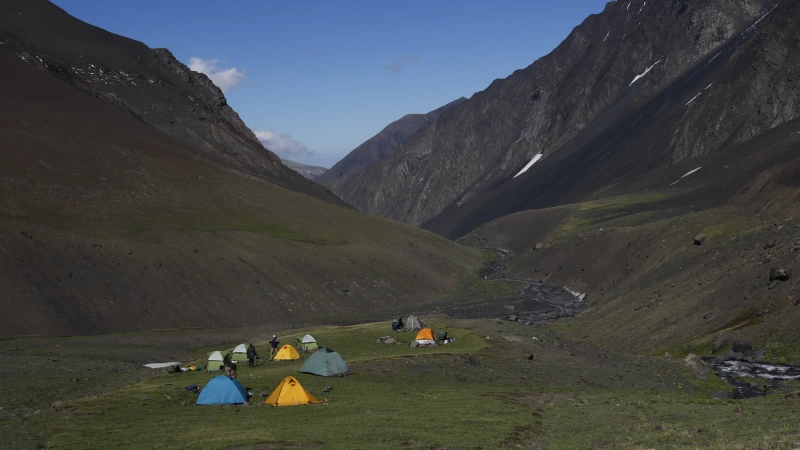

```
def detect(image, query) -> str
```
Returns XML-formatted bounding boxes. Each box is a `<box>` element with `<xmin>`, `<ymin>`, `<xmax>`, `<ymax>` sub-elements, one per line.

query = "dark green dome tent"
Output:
<box><xmin>299</xmin><ymin>348</ymin><xmax>351</xmax><ymax>377</ymax></box>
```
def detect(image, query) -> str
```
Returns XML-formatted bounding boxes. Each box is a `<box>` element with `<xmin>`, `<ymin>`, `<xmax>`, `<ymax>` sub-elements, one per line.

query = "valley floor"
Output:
<box><xmin>4</xmin><ymin>320</ymin><xmax>800</xmax><ymax>449</ymax></box>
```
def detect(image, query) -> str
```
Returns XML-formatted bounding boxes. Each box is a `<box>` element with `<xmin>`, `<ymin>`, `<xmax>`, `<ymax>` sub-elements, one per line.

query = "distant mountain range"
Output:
<box><xmin>317</xmin><ymin>97</ymin><xmax>466</xmax><ymax>192</ymax></box>
<box><xmin>282</xmin><ymin>159</ymin><xmax>327</xmax><ymax>180</ymax></box>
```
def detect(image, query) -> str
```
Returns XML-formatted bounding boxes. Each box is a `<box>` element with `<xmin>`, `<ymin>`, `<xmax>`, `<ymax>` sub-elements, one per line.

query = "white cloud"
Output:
<box><xmin>253</xmin><ymin>129</ymin><xmax>315</xmax><ymax>159</ymax></box>
<box><xmin>188</xmin><ymin>57</ymin><xmax>245</xmax><ymax>93</ymax></box>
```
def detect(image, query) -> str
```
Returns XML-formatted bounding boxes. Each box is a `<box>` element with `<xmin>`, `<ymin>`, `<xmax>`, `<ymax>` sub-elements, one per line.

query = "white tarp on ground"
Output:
<box><xmin>143</xmin><ymin>362</ymin><xmax>181</xmax><ymax>369</ymax></box>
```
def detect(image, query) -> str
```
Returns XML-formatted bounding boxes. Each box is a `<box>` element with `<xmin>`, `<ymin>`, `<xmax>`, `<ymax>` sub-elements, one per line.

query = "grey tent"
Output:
<box><xmin>299</xmin><ymin>348</ymin><xmax>351</xmax><ymax>377</ymax></box>
<box><xmin>405</xmin><ymin>315</ymin><xmax>422</xmax><ymax>331</ymax></box>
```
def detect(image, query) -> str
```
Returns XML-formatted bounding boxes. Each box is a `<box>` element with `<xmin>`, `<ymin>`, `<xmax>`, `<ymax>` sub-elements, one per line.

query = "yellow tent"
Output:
<box><xmin>415</xmin><ymin>328</ymin><xmax>435</xmax><ymax>341</ymax></box>
<box><xmin>264</xmin><ymin>376</ymin><xmax>320</xmax><ymax>406</ymax></box>
<box><xmin>274</xmin><ymin>344</ymin><xmax>300</xmax><ymax>361</ymax></box>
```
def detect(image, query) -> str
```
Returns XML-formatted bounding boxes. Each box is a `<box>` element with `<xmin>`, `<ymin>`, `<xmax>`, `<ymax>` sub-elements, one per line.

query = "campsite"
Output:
<box><xmin>4</xmin><ymin>318</ymin><xmax>800</xmax><ymax>449</ymax></box>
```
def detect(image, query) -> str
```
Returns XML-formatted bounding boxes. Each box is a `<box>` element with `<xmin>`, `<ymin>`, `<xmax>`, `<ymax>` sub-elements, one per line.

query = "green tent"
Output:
<box><xmin>232</xmin><ymin>344</ymin><xmax>248</xmax><ymax>362</ymax></box>
<box><xmin>207</xmin><ymin>351</ymin><xmax>224</xmax><ymax>372</ymax></box>
<box><xmin>297</xmin><ymin>334</ymin><xmax>319</xmax><ymax>352</ymax></box>
<box><xmin>299</xmin><ymin>348</ymin><xmax>351</xmax><ymax>377</ymax></box>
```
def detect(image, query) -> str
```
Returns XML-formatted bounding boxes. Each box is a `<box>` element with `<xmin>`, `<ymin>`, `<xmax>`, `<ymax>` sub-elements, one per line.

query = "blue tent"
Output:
<box><xmin>197</xmin><ymin>376</ymin><xmax>250</xmax><ymax>405</ymax></box>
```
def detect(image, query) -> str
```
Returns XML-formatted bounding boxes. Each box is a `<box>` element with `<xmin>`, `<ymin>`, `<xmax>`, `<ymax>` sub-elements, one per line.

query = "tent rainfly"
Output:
<box><xmin>197</xmin><ymin>376</ymin><xmax>249</xmax><ymax>405</ymax></box>
<box><xmin>232</xmin><ymin>344</ymin><xmax>248</xmax><ymax>362</ymax></box>
<box><xmin>264</xmin><ymin>376</ymin><xmax>319</xmax><ymax>406</ymax></box>
<box><xmin>415</xmin><ymin>328</ymin><xmax>436</xmax><ymax>345</ymax></box>
<box><xmin>299</xmin><ymin>348</ymin><xmax>351</xmax><ymax>377</ymax></box>
<box><xmin>274</xmin><ymin>344</ymin><xmax>301</xmax><ymax>361</ymax></box>
<box><xmin>405</xmin><ymin>315</ymin><xmax>422</xmax><ymax>331</ymax></box>
<box><xmin>207</xmin><ymin>351</ymin><xmax>224</xmax><ymax>372</ymax></box>
<box><xmin>297</xmin><ymin>334</ymin><xmax>319</xmax><ymax>352</ymax></box>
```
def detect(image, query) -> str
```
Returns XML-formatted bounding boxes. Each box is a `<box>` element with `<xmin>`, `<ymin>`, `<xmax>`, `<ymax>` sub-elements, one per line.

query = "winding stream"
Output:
<box><xmin>713</xmin><ymin>360</ymin><xmax>800</xmax><ymax>398</ymax></box>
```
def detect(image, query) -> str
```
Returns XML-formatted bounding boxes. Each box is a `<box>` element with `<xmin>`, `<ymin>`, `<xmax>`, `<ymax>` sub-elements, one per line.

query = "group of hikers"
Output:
<box><xmin>214</xmin><ymin>335</ymin><xmax>283</xmax><ymax>379</ymax></box>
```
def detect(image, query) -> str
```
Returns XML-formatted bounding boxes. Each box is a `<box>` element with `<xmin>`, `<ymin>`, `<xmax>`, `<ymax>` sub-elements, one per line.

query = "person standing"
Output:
<box><xmin>269</xmin><ymin>335</ymin><xmax>279</xmax><ymax>360</ymax></box>
<box><xmin>229</xmin><ymin>362</ymin><xmax>238</xmax><ymax>379</ymax></box>
<box><xmin>246</xmin><ymin>343</ymin><xmax>258</xmax><ymax>368</ymax></box>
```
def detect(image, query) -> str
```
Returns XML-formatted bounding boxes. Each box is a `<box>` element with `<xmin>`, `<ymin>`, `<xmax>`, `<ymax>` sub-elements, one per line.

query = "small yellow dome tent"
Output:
<box><xmin>264</xmin><ymin>376</ymin><xmax>320</xmax><ymax>406</ymax></box>
<box><xmin>274</xmin><ymin>344</ymin><xmax>300</xmax><ymax>361</ymax></box>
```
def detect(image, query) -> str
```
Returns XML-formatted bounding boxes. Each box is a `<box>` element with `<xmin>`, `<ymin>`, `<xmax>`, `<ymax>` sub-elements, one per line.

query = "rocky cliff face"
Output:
<box><xmin>0</xmin><ymin>0</ymin><xmax>341</xmax><ymax>205</ymax></box>
<box><xmin>336</xmin><ymin>0</ymin><xmax>793</xmax><ymax>232</ymax></box>
<box><xmin>317</xmin><ymin>97</ymin><xmax>466</xmax><ymax>193</ymax></box>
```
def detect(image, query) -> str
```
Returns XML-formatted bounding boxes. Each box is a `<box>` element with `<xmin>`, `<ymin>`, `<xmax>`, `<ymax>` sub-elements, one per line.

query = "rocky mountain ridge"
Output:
<box><xmin>0</xmin><ymin>0</ymin><xmax>340</xmax><ymax>205</ymax></box>
<box><xmin>334</xmin><ymin>0</ymin><xmax>797</xmax><ymax>237</ymax></box>
<box><xmin>317</xmin><ymin>97</ymin><xmax>467</xmax><ymax>193</ymax></box>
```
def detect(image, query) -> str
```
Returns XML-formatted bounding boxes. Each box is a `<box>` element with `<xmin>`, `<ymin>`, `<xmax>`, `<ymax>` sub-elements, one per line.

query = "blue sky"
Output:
<box><xmin>52</xmin><ymin>0</ymin><xmax>609</xmax><ymax>168</ymax></box>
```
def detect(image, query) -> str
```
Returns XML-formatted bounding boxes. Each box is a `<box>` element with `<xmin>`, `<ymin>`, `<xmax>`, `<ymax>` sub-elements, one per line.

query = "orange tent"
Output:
<box><xmin>415</xmin><ymin>328</ymin><xmax>435</xmax><ymax>341</ymax></box>
<box><xmin>274</xmin><ymin>344</ymin><xmax>300</xmax><ymax>361</ymax></box>
<box><xmin>264</xmin><ymin>376</ymin><xmax>319</xmax><ymax>407</ymax></box>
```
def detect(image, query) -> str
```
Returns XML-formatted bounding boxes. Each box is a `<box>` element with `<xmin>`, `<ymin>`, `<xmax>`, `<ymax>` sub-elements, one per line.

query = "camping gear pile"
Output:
<box><xmin>377</xmin><ymin>336</ymin><xmax>397</xmax><ymax>344</ymax></box>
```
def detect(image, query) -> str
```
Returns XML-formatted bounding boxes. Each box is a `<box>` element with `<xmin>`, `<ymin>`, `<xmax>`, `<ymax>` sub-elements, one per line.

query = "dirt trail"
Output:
<box><xmin>437</xmin><ymin>248</ymin><xmax>584</xmax><ymax>323</ymax></box>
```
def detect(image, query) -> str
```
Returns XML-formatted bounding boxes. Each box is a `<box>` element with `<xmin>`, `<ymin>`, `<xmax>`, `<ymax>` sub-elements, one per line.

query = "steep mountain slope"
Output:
<box><xmin>317</xmin><ymin>97</ymin><xmax>466</xmax><ymax>192</ymax></box>
<box><xmin>428</xmin><ymin>0</ymin><xmax>800</xmax><ymax>239</ymax></box>
<box><xmin>0</xmin><ymin>47</ymin><xmax>483</xmax><ymax>337</ymax></box>
<box><xmin>337</xmin><ymin>0</ymin><xmax>797</xmax><ymax>234</ymax></box>
<box><xmin>0</xmin><ymin>0</ymin><xmax>340</xmax><ymax>205</ymax></box>
<box><xmin>458</xmin><ymin>117</ymin><xmax>800</xmax><ymax>359</ymax></box>
<box><xmin>281</xmin><ymin>159</ymin><xmax>327</xmax><ymax>180</ymax></box>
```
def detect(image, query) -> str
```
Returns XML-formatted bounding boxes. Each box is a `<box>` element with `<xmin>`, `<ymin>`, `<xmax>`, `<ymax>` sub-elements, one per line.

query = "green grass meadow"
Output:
<box><xmin>4</xmin><ymin>320</ymin><xmax>800</xmax><ymax>449</ymax></box>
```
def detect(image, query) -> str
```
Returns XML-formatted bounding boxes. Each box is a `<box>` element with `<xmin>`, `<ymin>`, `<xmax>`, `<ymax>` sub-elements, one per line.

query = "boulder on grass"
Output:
<box><xmin>693</xmin><ymin>234</ymin><xmax>707</xmax><ymax>246</ymax></box>
<box><xmin>683</xmin><ymin>353</ymin><xmax>711</xmax><ymax>380</ymax></box>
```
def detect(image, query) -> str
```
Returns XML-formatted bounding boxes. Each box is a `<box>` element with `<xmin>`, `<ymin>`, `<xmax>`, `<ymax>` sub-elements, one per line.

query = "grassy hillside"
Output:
<box><xmin>461</xmin><ymin>194</ymin><xmax>800</xmax><ymax>363</ymax></box>
<box><xmin>0</xmin><ymin>51</ymin><xmax>483</xmax><ymax>336</ymax></box>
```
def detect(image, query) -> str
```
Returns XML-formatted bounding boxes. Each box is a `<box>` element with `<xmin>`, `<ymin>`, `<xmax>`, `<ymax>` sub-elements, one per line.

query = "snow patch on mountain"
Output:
<box><xmin>629</xmin><ymin>60</ymin><xmax>661</xmax><ymax>86</ymax></box>
<box><xmin>514</xmin><ymin>153</ymin><xmax>543</xmax><ymax>178</ymax></box>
